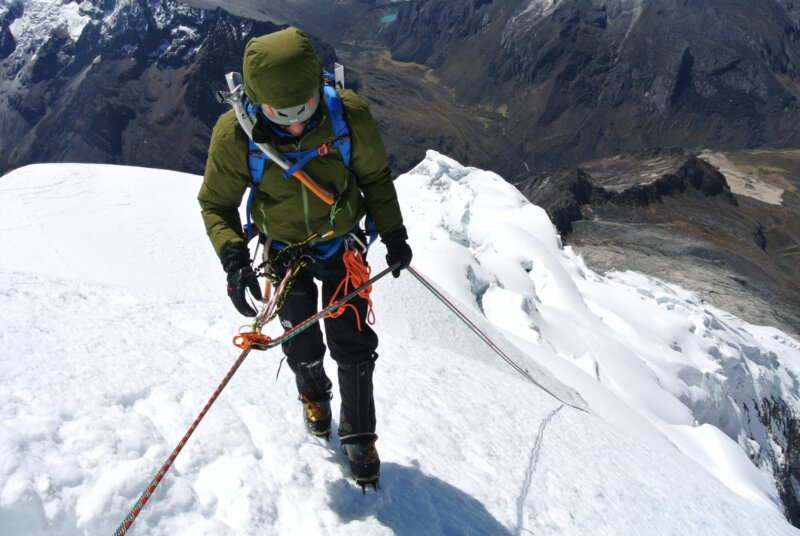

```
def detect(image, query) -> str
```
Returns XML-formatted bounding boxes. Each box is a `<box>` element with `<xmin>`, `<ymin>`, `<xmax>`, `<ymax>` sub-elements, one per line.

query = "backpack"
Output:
<box><xmin>241</xmin><ymin>68</ymin><xmax>375</xmax><ymax>258</ymax></box>
<box><xmin>243</xmin><ymin>86</ymin><xmax>350</xmax><ymax>239</ymax></box>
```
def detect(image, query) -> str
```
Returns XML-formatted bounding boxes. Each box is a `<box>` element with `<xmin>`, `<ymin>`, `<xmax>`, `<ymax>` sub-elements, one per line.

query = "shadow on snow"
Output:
<box><xmin>327</xmin><ymin>462</ymin><xmax>512</xmax><ymax>536</ymax></box>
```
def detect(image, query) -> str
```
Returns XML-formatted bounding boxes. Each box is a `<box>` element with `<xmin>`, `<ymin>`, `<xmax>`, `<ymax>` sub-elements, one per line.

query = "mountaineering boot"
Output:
<box><xmin>340</xmin><ymin>434</ymin><xmax>380</xmax><ymax>492</ymax></box>
<box><xmin>288</xmin><ymin>358</ymin><xmax>333</xmax><ymax>439</ymax></box>
<box><xmin>299</xmin><ymin>393</ymin><xmax>332</xmax><ymax>440</ymax></box>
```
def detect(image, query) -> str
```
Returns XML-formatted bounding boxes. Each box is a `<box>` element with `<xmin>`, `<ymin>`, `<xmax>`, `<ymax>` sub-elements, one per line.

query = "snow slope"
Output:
<box><xmin>0</xmin><ymin>156</ymin><xmax>798</xmax><ymax>535</ymax></box>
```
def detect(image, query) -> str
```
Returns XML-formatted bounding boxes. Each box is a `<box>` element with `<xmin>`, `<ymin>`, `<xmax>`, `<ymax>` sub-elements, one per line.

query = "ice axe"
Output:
<box><xmin>215</xmin><ymin>72</ymin><xmax>335</xmax><ymax>206</ymax></box>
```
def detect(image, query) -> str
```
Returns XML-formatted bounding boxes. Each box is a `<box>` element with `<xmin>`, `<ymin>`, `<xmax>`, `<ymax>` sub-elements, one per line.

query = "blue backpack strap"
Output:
<box><xmin>323</xmin><ymin>85</ymin><xmax>351</xmax><ymax>168</ymax></box>
<box><xmin>242</xmin><ymin>96</ymin><xmax>269</xmax><ymax>241</ymax></box>
<box><xmin>243</xmin><ymin>83</ymin><xmax>355</xmax><ymax>246</ymax></box>
<box><xmin>245</xmin><ymin>137</ymin><xmax>268</xmax><ymax>241</ymax></box>
<box><xmin>282</xmin><ymin>136</ymin><xmax>350</xmax><ymax>178</ymax></box>
<box><xmin>247</xmin><ymin>139</ymin><xmax>268</xmax><ymax>184</ymax></box>
<box><xmin>280</xmin><ymin>87</ymin><xmax>351</xmax><ymax>178</ymax></box>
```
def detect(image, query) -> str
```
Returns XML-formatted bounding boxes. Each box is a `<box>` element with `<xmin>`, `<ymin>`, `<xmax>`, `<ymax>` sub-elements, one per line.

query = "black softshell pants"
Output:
<box><xmin>277</xmin><ymin>249</ymin><xmax>379</xmax><ymax>439</ymax></box>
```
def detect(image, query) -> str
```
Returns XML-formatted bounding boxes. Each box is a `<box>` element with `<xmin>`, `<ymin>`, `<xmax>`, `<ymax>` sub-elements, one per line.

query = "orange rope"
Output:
<box><xmin>325</xmin><ymin>249</ymin><xmax>375</xmax><ymax>330</ymax></box>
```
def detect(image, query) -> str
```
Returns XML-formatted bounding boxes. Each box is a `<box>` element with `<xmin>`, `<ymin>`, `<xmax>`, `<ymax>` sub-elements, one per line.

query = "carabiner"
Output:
<box><xmin>345</xmin><ymin>232</ymin><xmax>368</xmax><ymax>254</ymax></box>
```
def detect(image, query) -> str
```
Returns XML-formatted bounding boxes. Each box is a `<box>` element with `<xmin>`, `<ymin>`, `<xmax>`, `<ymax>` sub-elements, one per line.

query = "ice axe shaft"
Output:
<box><xmin>215</xmin><ymin>73</ymin><xmax>335</xmax><ymax>206</ymax></box>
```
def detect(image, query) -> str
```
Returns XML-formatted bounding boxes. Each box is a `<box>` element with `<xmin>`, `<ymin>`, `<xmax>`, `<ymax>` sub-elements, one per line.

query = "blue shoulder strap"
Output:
<box><xmin>245</xmin><ymin>99</ymin><xmax>266</xmax><ymax>186</ymax></box>
<box><xmin>243</xmin><ymin>99</ymin><xmax>267</xmax><ymax>240</ymax></box>
<box><xmin>243</xmin><ymin>84</ymin><xmax>354</xmax><ymax>245</ymax></box>
<box><xmin>323</xmin><ymin>85</ymin><xmax>351</xmax><ymax>168</ymax></box>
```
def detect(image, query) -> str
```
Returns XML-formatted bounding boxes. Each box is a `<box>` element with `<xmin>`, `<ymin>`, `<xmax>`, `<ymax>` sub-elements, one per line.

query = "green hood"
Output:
<box><xmin>243</xmin><ymin>27</ymin><xmax>323</xmax><ymax>107</ymax></box>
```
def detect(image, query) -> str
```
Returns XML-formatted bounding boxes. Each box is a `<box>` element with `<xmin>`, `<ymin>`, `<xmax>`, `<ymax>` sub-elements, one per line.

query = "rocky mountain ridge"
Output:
<box><xmin>2</xmin><ymin>0</ymin><xmax>800</xmax><ymax>528</ymax></box>
<box><xmin>383</xmin><ymin>0</ymin><xmax>800</xmax><ymax>176</ymax></box>
<box><xmin>0</xmin><ymin>0</ymin><xmax>515</xmax><ymax>180</ymax></box>
<box><xmin>0</xmin><ymin>0</ymin><xmax>341</xmax><ymax>174</ymax></box>
<box><xmin>519</xmin><ymin>147</ymin><xmax>800</xmax><ymax>337</ymax></box>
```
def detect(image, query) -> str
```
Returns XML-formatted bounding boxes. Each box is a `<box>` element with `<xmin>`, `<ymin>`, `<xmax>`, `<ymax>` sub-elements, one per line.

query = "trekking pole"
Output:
<box><xmin>113</xmin><ymin>262</ymin><xmax>399</xmax><ymax>534</ymax></box>
<box><xmin>407</xmin><ymin>266</ymin><xmax>587</xmax><ymax>413</ymax></box>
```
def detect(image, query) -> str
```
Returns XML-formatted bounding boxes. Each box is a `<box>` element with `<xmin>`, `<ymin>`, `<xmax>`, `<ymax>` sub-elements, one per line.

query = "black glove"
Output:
<box><xmin>382</xmin><ymin>226</ymin><xmax>413</xmax><ymax>278</ymax></box>
<box><xmin>221</xmin><ymin>243</ymin><xmax>263</xmax><ymax>317</ymax></box>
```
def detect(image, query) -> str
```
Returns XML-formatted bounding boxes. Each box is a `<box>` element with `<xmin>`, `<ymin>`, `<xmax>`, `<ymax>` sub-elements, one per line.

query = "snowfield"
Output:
<box><xmin>1</xmin><ymin>153</ymin><xmax>799</xmax><ymax>535</ymax></box>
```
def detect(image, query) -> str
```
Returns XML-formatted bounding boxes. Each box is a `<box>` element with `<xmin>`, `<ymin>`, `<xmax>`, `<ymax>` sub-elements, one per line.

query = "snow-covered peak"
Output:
<box><xmin>400</xmin><ymin>151</ymin><xmax>800</xmax><ymax>513</ymax></box>
<box><xmin>1</xmin><ymin>155</ymin><xmax>799</xmax><ymax>533</ymax></box>
<box><xmin>3</xmin><ymin>0</ymin><xmax>92</xmax><ymax>56</ymax></box>
<box><xmin>0</xmin><ymin>0</ymin><xmax>223</xmax><ymax>69</ymax></box>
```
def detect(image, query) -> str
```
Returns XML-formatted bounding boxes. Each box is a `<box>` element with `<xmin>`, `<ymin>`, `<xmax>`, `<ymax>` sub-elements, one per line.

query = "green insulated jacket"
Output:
<box><xmin>198</xmin><ymin>31</ymin><xmax>404</xmax><ymax>257</ymax></box>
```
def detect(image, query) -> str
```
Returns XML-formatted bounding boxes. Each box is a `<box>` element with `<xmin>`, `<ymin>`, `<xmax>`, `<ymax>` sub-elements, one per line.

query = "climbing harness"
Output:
<box><xmin>252</xmin><ymin>232</ymin><xmax>325</xmax><ymax>328</ymax></box>
<box><xmin>249</xmin><ymin>233</ymin><xmax>375</xmax><ymax>339</ymax></box>
<box><xmin>253</xmin><ymin>259</ymin><xmax>307</xmax><ymax>334</ymax></box>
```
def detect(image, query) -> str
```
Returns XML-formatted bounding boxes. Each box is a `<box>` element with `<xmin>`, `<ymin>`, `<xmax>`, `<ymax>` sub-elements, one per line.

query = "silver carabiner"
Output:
<box><xmin>345</xmin><ymin>232</ymin><xmax>368</xmax><ymax>254</ymax></box>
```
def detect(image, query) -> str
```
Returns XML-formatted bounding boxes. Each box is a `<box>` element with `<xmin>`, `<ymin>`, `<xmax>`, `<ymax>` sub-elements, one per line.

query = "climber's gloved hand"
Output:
<box><xmin>382</xmin><ymin>226</ymin><xmax>413</xmax><ymax>278</ymax></box>
<box><xmin>221</xmin><ymin>242</ymin><xmax>263</xmax><ymax>317</ymax></box>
